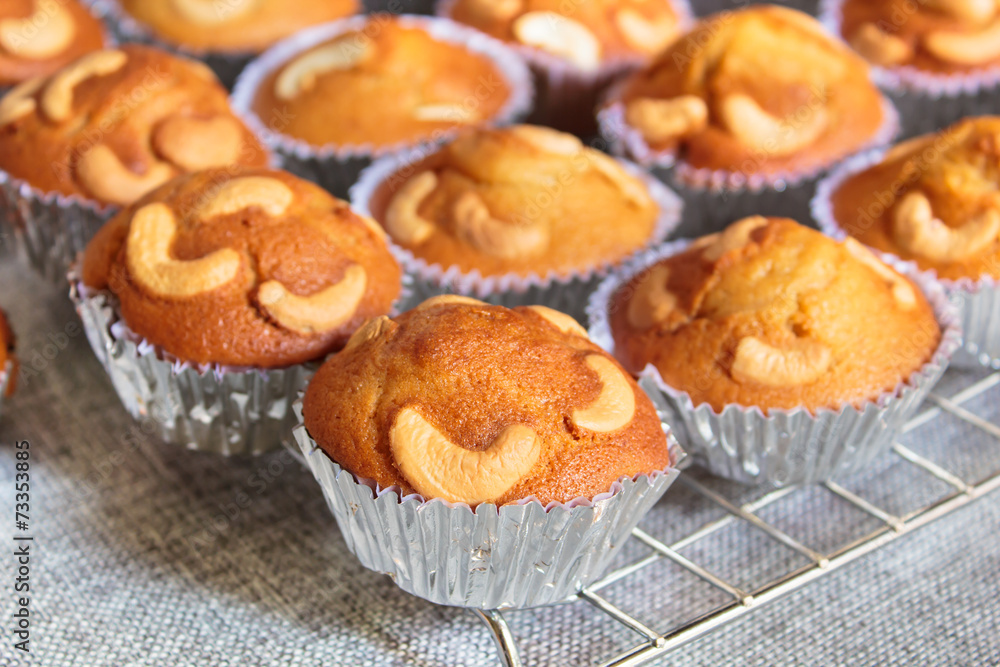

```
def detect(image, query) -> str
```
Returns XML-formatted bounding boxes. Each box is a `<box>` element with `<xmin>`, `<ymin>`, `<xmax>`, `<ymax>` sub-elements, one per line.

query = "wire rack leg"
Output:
<box><xmin>472</xmin><ymin>609</ymin><xmax>523</xmax><ymax>667</ymax></box>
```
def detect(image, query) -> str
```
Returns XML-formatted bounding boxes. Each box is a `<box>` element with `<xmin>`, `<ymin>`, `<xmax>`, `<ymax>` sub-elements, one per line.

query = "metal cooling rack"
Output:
<box><xmin>472</xmin><ymin>370</ymin><xmax>1000</xmax><ymax>667</ymax></box>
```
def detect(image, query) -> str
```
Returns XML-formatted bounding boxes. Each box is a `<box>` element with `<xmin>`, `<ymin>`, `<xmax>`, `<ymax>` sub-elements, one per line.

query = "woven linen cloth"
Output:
<box><xmin>1</xmin><ymin>261</ymin><xmax>999</xmax><ymax>667</ymax></box>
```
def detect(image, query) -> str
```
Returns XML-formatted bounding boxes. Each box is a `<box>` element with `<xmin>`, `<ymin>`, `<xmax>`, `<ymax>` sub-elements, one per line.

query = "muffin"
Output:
<box><xmin>590</xmin><ymin>216</ymin><xmax>959</xmax><ymax>485</ymax></box>
<box><xmin>439</xmin><ymin>0</ymin><xmax>692</xmax><ymax>134</ymax></box>
<box><xmin>0</xmin><ymin>307</ymin><xmax>16</xmax><ymax>415</ymax></box>
<box><xmin>823</xmin><ymin>0</ymin><xmax>1000</xmax><ymax>136</ymax></box>
<box><xmin>599</xmin><ymin>5</ymin><xmax>897</xmax><ymax>235</ymax></box>
<box><xmin>0</xmin><ymin>44</ymin><xmax>271</xmax><ymax>281</ymax></box>
<box><xmin>352</xmin><ymin>124</ymin><xmax>681</xmax><ymax>319</ymax></box>
<box><xmin>296</xmin><ymin>295</ymin><xmax>681</xmax><ymax>607</ymax></box>
<box><xmin>97</xmin><ymin>0</ymin><xmax>360</xmax><ymax>86</ymax></box>
<box><xmin>815</xmin><ymin>116</ymin><xmax>1000</xmax><ymax>368</ymax></box>
<box><xmin>0</xmin><ymin>0</ymin><xmax>106</xmax><ymax>87</ymax></box>
<box><xmin>74</xmin><ymin>167</ymin><xmax>403</xmax><ymax>453</ymax></box>
<box><xmin>231</xmin><ymin>14</ymin><xmax>533</xmax><ymax>198</ymax></box>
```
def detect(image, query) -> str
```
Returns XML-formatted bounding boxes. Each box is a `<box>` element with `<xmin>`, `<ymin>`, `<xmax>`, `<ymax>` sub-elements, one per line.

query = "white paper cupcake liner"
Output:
<box><xmin>292</xmin><ymin>402</ymin><xmax>684</xmax><ymax>609</ymax></box>
<box><xmin>813</xmin><ymin>149</ymin><xmax>1000</xmax><ymax>369</ymax></box>
<box><xmin>0</xmin><ymin>360</ymin><xmax>11</xmax><ymax>421</ymax></box>
<box><xmin>598</xmin><ymin>80</ymin><xmax>900</xmax><ymax>235</ymax></box>
<box><xmin>818</xmin><ymin>0</ymin><xmax>1000</xmax><ymax>139</ymax></box>
<box><xmin>231</xmin><ymin>14</ymin><xmax>535</xmax><ymax>199</ymax></box>
<box><xmin>587</xmin><ymin>239</ymin><xmax>962</xmax><ymax>486</ymax></box>
<box><xmin>351</xmin><ymin>148</ymin><xmax>683</xmax><ymax>321</ymax></box>
<box><xmin>0</xmin><ymin>169</ymin><xmax>116</xmax><ymax>284</ymax></box>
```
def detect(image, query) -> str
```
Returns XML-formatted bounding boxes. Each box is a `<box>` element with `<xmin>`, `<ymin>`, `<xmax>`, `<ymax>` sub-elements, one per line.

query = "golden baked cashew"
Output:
<box><xmin>702</xmin><ymin>216</ymin><xmax>769</xmax><ymax>262</ymax></box>
<box><xmin>385</xmin><ymin>171</ymin><xmax>438</xmax><ymax>245</ymax></box>
<box><xmin>41</xmin><ymin>49</ymin><xmax>128</xmax><ymax>122</ymax></box>
<box><xmin>390</xmin><ymin>407</ymin><xmax>542</xmax><ymax>505</ymax></box>
<box><xmin>77</xmin><ymin>145</ymin><xmax>175</xmax><ymax>206</ymax></box>
<box><xmin>586</xmin><ymin>151</ymin><xmax>652</xmax><ymax>208</ymax></box>
<box><xmin>453</xmin><ymin>191</ymin><xmax>550</xmax><ymax>259</ymax></box>
<box><xmin>509</xmin><ymin>125</ymin><xmax>583</xmax><ymax>156</ymax></box>
<box><xmin>512</xmin><ymin>11</ymin><xmax>602</xmax><ymax>71</ymax></box>
<box><xmin>413</xmin><ymin>295</ymin><xmax>487</xmax><ymax>311</ymax></box>
<box><xmin>883</xmin><ymin>134</ymin><xmax>937</xmax><ymax>163</ymax></box>
<box><xmin>172</xmin><ymin>0</ymin><xmax>259</xmax><ymax>25</ymax></box>
<box><xmin>849</xmin><ymin>23</ymin><xmax>913</xmax><ymax>67</ymax></box>
<box><xmin>923</xmin><ymin>18</ymin><xmax>1000</xmax><ymax>66</ymax></box>
<box><xmin>410</xmin><ymin>104</ymin><xmax>478</xmax><ymax>123</ymax></box>
<box><xmin>624</xmin><ymin>95</ymin><xmax>708</xmax><ymax>145</ymax></box>
<box><xmin>0</xmin><ymin>1</ymin><xmax>76</xmax><ymax>59</ymax></box>
<box><xmin>892</xmin><ymin>191</ymin><xmax>1000</xmax><ymax>263</ymax></box>
<box><xmin>719</xmin><ymin>93</ymin><xmax>828</xmax><ymax>157</ymax></box>
<box><xmin>0</xmin><ymin>76</ymin><xmax>45</xmax><ymax>127</ymax></box>
<box><xmin>924</xmin><ymin>0</ymin><xmax>997</xmax><ymax>24</ymax></box>
<box><xmin>275</xmin><ymin>36</ymin><xmax>371</xmax><ymax>100</ymax></box>
<box><xmin>526</xmin><ymin>305</ymin><xmax>588</xmax><ymax>338</ymax></box>
<box><xmin>197</xmin><ymin>176</ymin><xmax>295</xmax><ymax>220</ymax></box>
<box><xmin>615</xmin><ymin>8</ymin><xmax>679</xmax><ymax>55</ymax></box>
<box><xmin>343</xmin><ymin>315</ymin><xmax>398</xmax><ymax>352</ymax></box>
<box><xmin>257</xmin><ymin>265</ymin><xmax>367</xmax><ymax>334</ymax></box>
<box><xmin>154</xmin><ymin>115</ymin><xmax>244</xmax><ymax>171</ymax></box>
<box><xmin>126</xmin><ymin>203</ymin><xmax>243</xmax><ymax>298</ymax></box>
<box><xmin>843</xmin><ymin>238</ymin><xmax>917</xmax><ymax>310</ymax></box>
<box><xmin>571</xmin><ymin>355</ymin><xmax>636</xmax><ymax>432</ymax></box>
<box><xmin>731</xmin><ymin>336</ymin><xmax>832</xmax><ymax>388</ymax></box>
<box><xmin>627</xmin><ymin>264</ymin><xmax>677</xmax><ymax>330</ymax></box>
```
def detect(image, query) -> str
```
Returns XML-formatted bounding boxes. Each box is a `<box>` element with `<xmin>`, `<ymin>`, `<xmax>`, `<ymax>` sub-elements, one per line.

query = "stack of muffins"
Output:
<box><xmin>0</xmin><ymin>0</ymin><xmax>988</xmax><ymax>611</ymax></box>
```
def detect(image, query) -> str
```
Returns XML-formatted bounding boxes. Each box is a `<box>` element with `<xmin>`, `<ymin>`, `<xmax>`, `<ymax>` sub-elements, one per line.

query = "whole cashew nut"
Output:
<box><xmin>615</xmin><ymin>8</ymin><xmax>679</xmax><ymax>55</ymax></box>
<box><xmin>385</xmin><ymin>171</ymin><xmax>438</xmax><ymax>245</ymax></box>
<box><xmin>390</xmin><ymin>407</ymin><xmax>542</xmax><ymax>505</ymax></box>
<box><xmin>197</xmin><ymin>176</ymin><xmax>294</xmax><ymax>220</ymax></box>
<box><xmin>257</xmin><ymin>264</ymin><xmax>368</xmax><ymax>334</ymax></box>
<box><xmin>0</xmin><ymin>76</ymin><xmax>45</xmax><ymax>127</ymax></box>
<box><xmin>719</xmin><ymin>93</ymin><xmax>828</xmax><ymax>157</ymax></box>
<box><xmin>701</xmin><ymin>216</ymin><xmax>768</xmax><ymax>261</ymax></box>
<box><xmin>126</xmin><ymin>203</ymin><xmax>243</xmax><ymax>298</ymax></box>
<box><xmin>526</xmin><ymin>305</ymin><xmax>588</xmax><ymax>338</ymax></box>
<box><xmin>413</xmin><ymin>295</ymin><xmax>487</xmax><ymax>311</ymax></box>
<box><xmin>513</xmin><ymin>11</ymin><xmax>602</xmax><ymax>71</ymax></box>
<box><xmin>625</xmin><ymin>95</ymin><xmax>708</xmax><ymax>145</ymax></box>
<box><xmin>275</xmin><ymin>36</ymin><xmax>371</xmax><ymax>100</ymax></box>
<box><xmin>923</xmin><ymin>18</ymin><xmax>1000</xmax><ymax>66</ymax></box>
<box><xmin>41</xmin><ymin>49</ymin><xmax>128</xmax><ymax>121</ymax></box>
<box><xmin>77</xmin><ymin>144</ymin><xmax>175</xmax><ymax>206</ymax></box>
<box><xmin>730</xmin><ymin>336</ymin><xmax>833</xmax><ymax>388</ymax></box>
<box><xmin>154</xmin><ymin>115</ymin><xmax>244</xmax><ymax>172</ymax></box>
<box><xmin>924</xmin><ymin>0</ymin><xmax>997</xmax><ymax>24</ymax></box>
<box><xmin>892</xmin><ymin>191</ymin><xmax>1000</xmax><ymax>263</ymax></box>
<box><xmin>509</xmin><ymin>124</ymin><xmax>583</xmax><ymax>156</ymax></box>
<box><xmin>453</xmin><ymin>191</ymin><xmax>550</xmax><ymax>259</ymax></box>
<box><xmin>171</xmin><ymin>0</ymin><xmax>259</xmax><ymax>25</ymax></box>
<box><xmin>343</xmin><ymin>315</ymin><xmax>398</xmax><ymax>352</ymax></box>
<box><xmin>571</xmin><ymin>355</ymin><xmax>636</xmax><ymax>433</ymax></box>
<box><xmin>0</xmin><ymin>1</ymin><xmax>76</xmax><ymax>59</ymax></box>
<box><xmin>586</xmin><ymin>151</ymin><xmax>652</xmax><ymax>207</ymax></box>
<box><xmin>411</xmin><ymin>104</ymin><xmax>477</xmax><ymax>123</ymax></box>
<box><xmin>627</xmin><ymin>263</ymin><xmax>678</xmax><ymax>330</ymax></box>
<box><xmin>849</xmin><ymin>23</ymin><xmax>913</xmax><ymax>66</ymax></box>
<box><xmin>843</xmin><ymin>238</ymin><xmax>918</xmax><ymax>310</ymax></box>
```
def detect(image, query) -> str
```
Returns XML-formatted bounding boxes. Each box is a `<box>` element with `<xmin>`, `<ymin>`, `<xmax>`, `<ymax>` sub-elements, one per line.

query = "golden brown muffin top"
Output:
<box><xmin>81</xmin><ymin>168</ymin><xmax>403</xmax><ymax>368</ymax></box>
<box><xmin>0</xmin><ymin>307</ymin><xmax>15</xmax><ymax>396</ymax></box>
<box><xmin>840</xmin><ymin>0</ymin><xmax>1000</xmax><ymax>73</ymax></box>
<box><xmin>250</xmin><ymin>17</ymin><xmax>514</xmax><ymax>149</ymax></box>
<box><xmin>609</xmin><ymin>217</ymin><xmax>941</xmax><ymax>413</ymax></box>
<box><xmin>0</xmin><ymin>0</ymin><xmax>106</xmax><ymax>86</ymax></box>
<box><xmin>830</xmin><ymin>117</ymin><xmax>1000</xmax><ymax>282</ymax></box>
<box><xmin>366</xmin><ymin>125</ymin><xmax>661</xmax><ymax>277</ymax></box>
<box><xmin>303</xmin><ymin>296</ymin><xmax>673</xmax><ymax>507</ymax></box>
<box><xmin>614</xmin><ymin>5</ymin><xmax>886</xmax><ymax>176</ymax></box>
<box><xmin>0</xmin><ymin>45</ymin><xmax>270</xmax><ymax>206</ymax></box>
<box><xmin>445</xmin><ymin>0</ymin><xmax>685</xmax><ymax>70</ymax></box>
<box><xmin>119</xmin><ymin>0</ymin><xmax>359</xmax><ymax>53</ymax></box>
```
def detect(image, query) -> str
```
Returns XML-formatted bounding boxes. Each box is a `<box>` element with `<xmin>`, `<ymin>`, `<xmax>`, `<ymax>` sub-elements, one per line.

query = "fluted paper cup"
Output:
<box><xmin>292</xmin><ymin>403</ymin><xmax>684</xmax><ymax>609</ymax></box>
<box><xmin>813</xmin><ymin>150</ymin><xmax>1000</xmax><ymax>369</ymax></box>
<box><xmin>587</xmin><ymin>239</ymin><xmax>962</xmax><ymax>486</ymax></box>
<box><xmin>231</xmin><ymin>14</ymin><xmax>535</xmax><ymax>199</ymax></box>
<box><xmin>0</xmin><ymin>360</ymin><xmax>11</xmax><ymax>420</ymax></box>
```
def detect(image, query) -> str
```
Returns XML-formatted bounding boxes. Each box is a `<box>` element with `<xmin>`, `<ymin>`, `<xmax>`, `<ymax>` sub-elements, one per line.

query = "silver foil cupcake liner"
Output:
<box><xmin>813</xmin><ymin>149</ymin><xmax>1000</xmax><ymax>369</ymax></box>
<box><xmin>292</xmin><ymin>404</ymin><xmax>684</xmax><ymax>609</ymax></box>
<box><xmin>597</xmin><ymin>80</ymin><xmax>900</xmax><ymax>235</ymax></box>
<box><xmin>818</xmin><ymin>0</ymin><xmax>1000</xmax><ymax>139</ymax></box>
<box><xmin>0</xmin><ymin>360</ymin><xmax>11</xmax><ymax>421</ymax></box>
<box><xmin>0</xmin><ymin>169</ymin><xmax>116</xmax><ymax>284</ymax></box>
<box><xmin>351</xmin><ymin>148</ymin><xmax>683</xmax><ymax>321</ymax></box>
<box><xmin>231</xmin><ymin>14</ymin><xmax>535</xmax><ymax>199</ymax></box>
<box><xmin>587</xmin><ymin>239</ymin><xmax>962</xmax><ymax>486</ymax></box>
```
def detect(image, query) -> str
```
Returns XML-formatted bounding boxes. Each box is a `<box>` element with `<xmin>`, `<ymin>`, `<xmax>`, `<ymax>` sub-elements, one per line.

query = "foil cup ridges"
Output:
<box><xmin>292</xmin><ymin>409</ymin><xmax>684</xmax><ymax>609</ymax></box>
<box><xmin>0</xmin><ymin>360</ymin><xmax>10</xmax><ymax>421</ymax></box>
<box><xmin>350</xmin><ymin>148</ymin><xmax>683</xmax><ymax>321</ymax></box>
<box><xmin>818</xmin><ymin>0</ymin><xmax>1000</xmax><ymax>138</ymax></box>
<box><xmin>813</xmin><ymin>149</ymin><xmax>1000</xmax><ymax>369</ymax></box>
<box><xmin>587</xmin><ymin>240</ymin><xmax>963</xmax><ymax>486</ymax></box>
<box><xmin>0</xmin><ymin>168</ymin><xmax>116</xmax><ymax>284</ymax></box>
<box><xmin>230</xmin><ymin>14</ymin><xmax>536</xmax><ymax>199</ymax></box>
<box><xmin>597</xmin><ymin>80</ymin><xmax>901</xmax><ymax>234</ymax></box>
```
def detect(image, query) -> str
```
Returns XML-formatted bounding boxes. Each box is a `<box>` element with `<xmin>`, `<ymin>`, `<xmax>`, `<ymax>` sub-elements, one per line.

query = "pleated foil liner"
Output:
<box><xmin>0</xmin><ymin>360</ymin><xmax>11</xmax><ymax>421</ymax></box>
<box><xmin>587</xmin><ymin>239</ymin><xmax>962</xmax><ymax>486</ymax></box>
<box><xmin>351</xmin><ymin>149</ymin><xmax>683</xmax><ymax>321</ymax></box>
<box><xmin>818</xmin><ymin>0</ymin><xmax>1000</xmax><ymax>140</ymax></box>
<box><xmin>230</xmin><ymin>14</ymin><xmax>535</xmax><ymax>200</ymax></box>
<box><xmin>292</xmin><ymin>409</ymin><xmax>684</xmax><ymax>609</ymax></box>
<box><xmin>0</xmin><ymin>169</ymin><xmax>116</xmax><ymax>284</ymax></box>
<box><xmin>813</xmin><ymin>149</ymin><xmax>1000</xmax><ymax>370</ymax></box>
<box><xmin>597</xmin><ymin>81</ymin><xmax>900</xmax><ymax>235</ymax></box>
<box><xmin>70</xmin><ymin>282</ymin><xmax>314</xmax><ymax>456</ymax></box>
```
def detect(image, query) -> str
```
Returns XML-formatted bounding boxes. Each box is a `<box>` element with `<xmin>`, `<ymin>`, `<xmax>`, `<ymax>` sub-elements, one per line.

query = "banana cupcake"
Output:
<box><xmin>231</xmin><ymin>14</ymin><xmax>533</xmax><ymax>198</ymax></box>
<box><xmin>0</xmin><ymin>307</ymin><xmax>16</xmax><ymax>418</ymax></box>
<box><xmin>599</xmin><ymin>5</ymin><xmax>897</xmax><ymax>235</ymax></box>
<box><xmin>814</xmin><ymin>116</ymin><xmax>1000</xmax><ymax>368</ymax></box>
<box><xmin>589</xmin><ymin>216</ymin><xmax>959</xmax><ymax>485</ymax></box>
<box><xmin>821</xmin><ymin>0</ymin><xmax>1000</xmax><ymax>137</ymax></box>
<box><xmin>296</xmin><ymin>295</ymin><xmax>682</xmax><ymax>608</ymax></box>
<box><xmin>0</xmin><ymin>44</ymin><xmax>270</xmax><ymax>282</ymax></box>
<box><xmin>74</xmin><ymin>167</ymin><xmax>403</xmax><ymax>454</ymax></box>
<box><xmin>94</xmin><ymin>0</ymin><xmax>360</xmax><ymax>86</ymax></box>
<box><xmin>352</xmin><ymin>124</ymin><xmax>681</xmax><ymax>319</ymax></box>
<box><xmin>0</xmin><ymin>0</ymin><xmax>107</xmax><ymax>87</ymax></box>
<box><xmin>439</xmin><ymin>0</ymin><xmax>693</xmax><ymax>135</ymax></box>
